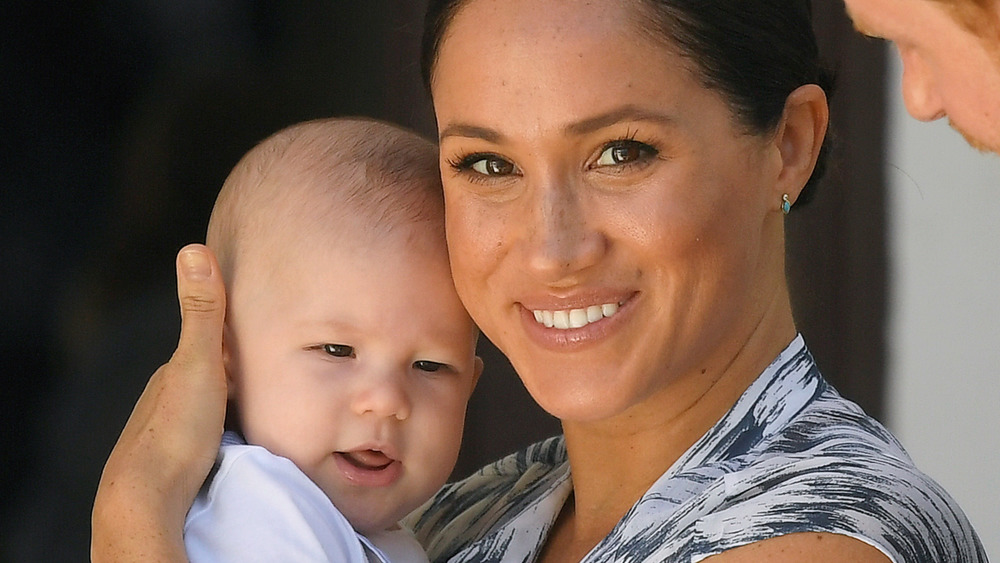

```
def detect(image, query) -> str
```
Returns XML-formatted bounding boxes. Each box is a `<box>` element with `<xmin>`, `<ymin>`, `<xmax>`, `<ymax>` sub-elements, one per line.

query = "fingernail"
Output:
<box><xmin>180</xmin><ymin>248</ymin><xmax>211</xmax><ymax>280</ymax></box>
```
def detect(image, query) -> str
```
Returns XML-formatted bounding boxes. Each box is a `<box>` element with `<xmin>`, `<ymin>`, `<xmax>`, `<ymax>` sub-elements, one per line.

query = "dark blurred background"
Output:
<box><xmin>0</xmin><ymin>2</ymin><xmax>886</xmax><ymax>561</ymax></box>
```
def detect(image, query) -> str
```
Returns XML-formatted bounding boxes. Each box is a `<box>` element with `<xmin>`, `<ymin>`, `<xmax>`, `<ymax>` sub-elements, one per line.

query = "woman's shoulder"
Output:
<box><xmin>744</xmin><ymin>382</ymin><xmax>910</xmax><ymax>471</ymax></box>
<box><xmin>693</xmin><ymin>388</ymin><xmax>988</xmax><ymax>562</ymax></box>
<box><xmin>414</xmin><ymin>434</ymin><xmax>567</xmax><ymax>514</ymax></box>
<box><xmin>404</xmin><ymin>435</ymin><xmax>569</xmax><ymax>562</ymax></box>
<box><xmin>589</xmin><ymin>378</ymin><xmax>988</xmax><ymax>563</ymax></box>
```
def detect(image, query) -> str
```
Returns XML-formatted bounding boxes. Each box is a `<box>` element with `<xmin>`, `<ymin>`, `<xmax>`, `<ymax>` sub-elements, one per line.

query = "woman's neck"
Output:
<box><xmin>551</xmin><ymin>297</ymin><xmax>798</xmax><ymax>558</ymax></box>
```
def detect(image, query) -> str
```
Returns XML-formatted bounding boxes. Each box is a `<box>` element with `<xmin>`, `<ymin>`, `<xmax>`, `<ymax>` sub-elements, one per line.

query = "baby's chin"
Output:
<box><xmin>347</xmin><ymin>512</ymin><xmax>407</xmax><ymax>537</ymax></box>
<box><xmin>336</xmin><ymin>498</ymin><xmax>416</xmax><ymax>536</ymax></box>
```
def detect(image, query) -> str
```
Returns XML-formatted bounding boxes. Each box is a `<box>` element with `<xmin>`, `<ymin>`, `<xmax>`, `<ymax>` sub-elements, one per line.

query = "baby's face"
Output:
<box><xmin>225</xmin><ymin>222</ymin><xmax>480</xmax><ymax>534</ymax></box>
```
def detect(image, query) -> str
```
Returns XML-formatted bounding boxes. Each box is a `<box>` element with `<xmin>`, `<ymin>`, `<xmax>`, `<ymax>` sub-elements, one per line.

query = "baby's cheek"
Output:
<box><xmin>423</xmin><ymin>409</ymin><xmax>465</xmax><ymax>474</ymax></box>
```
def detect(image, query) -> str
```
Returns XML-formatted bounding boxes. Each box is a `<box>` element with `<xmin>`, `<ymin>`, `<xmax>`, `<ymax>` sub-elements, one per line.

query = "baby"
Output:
<box><xmin>183</xmin><ymin>118</ymin><xmax>482</xmax><ymax>562</ymax></box>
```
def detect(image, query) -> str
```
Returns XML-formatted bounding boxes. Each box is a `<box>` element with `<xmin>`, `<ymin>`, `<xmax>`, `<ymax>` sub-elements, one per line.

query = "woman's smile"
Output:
<box><xmin>530</xmin><ymin>302</ymin><xmax>619</xmax><ymax>330</ymax></box>
<box><xmin>519</xmin><ymin>289</ymin><xmax>635</xmax><ymax>330</ymax></box>
<box><xmin>517</xmin><ymin>291</ymin><xmax>638</xmax><ymax>350</ymax></box>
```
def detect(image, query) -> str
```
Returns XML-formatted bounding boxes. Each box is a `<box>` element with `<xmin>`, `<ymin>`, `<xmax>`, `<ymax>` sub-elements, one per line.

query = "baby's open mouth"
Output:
<box><xmin>338</xmin><ymin>450</ymin><xmax>394</xmax><ymax>471</ymax></box>
<box><xmin>333</xmin><ymin>447</ymin><xmax>403</xmax><ymax>486</ymax></box>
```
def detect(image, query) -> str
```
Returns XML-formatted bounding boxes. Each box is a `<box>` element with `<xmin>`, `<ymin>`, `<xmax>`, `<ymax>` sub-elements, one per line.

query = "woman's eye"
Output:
<box><xmin>595</xmin><ymin>140</ymin><xmax>657</xmax><ymax>167</ymax></box>
<box><xmin>322</xmin><ymin>344</ymin><xmax>355</xmax><ymax>358</ymax></box>
<box><xmin>413</xmin><ymin>360</ymin><xmax>446</xmax><ymax>373</ymax></box>
<box><xmin>460</xmin><ymin>154</ymin><xmax>516</xmax><ymax>176</ymax></box>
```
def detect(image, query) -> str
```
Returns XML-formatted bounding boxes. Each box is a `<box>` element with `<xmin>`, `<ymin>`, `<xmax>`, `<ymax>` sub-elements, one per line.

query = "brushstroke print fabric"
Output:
<box><xmin>406</xmin><ymin>335</ymin><xmax>987</xmax><ymax>562</ymax></box>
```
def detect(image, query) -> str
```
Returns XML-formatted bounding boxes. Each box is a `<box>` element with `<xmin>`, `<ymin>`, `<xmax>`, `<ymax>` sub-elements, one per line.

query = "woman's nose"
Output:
<box><xmin>350</xmin><ymin>372</ymin><xmax>411</xmax><ymax>421</ymax></box>
<box><xmin>899</xmin><ymin>46</ymin><xmax>946</xmax><ymax>122</ymax></box>
<box><xmin>523</xmin><ymin>177</ymin><xmax>606</xmax><ymax>281</ymax></box>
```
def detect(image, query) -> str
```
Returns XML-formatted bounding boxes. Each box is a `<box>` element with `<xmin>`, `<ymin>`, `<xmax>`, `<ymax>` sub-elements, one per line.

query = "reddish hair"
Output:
<box><xmin>933</xmin><ymin>0</ymin><xmax>1000</xmax><ymax>45</ymax></box>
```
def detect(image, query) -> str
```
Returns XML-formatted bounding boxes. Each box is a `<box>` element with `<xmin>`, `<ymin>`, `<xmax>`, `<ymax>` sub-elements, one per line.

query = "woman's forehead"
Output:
<box><xmin>431</xmin><ymin>0</ymin><xmax>701</xmax><ymax>130</ymax></box>
<box><xmin>451</xmin><ymin>0</ymin><xmax>640</xmax><ymax>36</ymax></box>
<box><xmin>434</xmin><ymin>0</ymin><xmax>679</xmax><ymax>82</ymax></box>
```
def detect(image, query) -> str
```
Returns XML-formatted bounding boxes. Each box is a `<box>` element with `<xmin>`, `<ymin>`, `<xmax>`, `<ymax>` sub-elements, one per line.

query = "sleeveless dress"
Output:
<box><xmin>405</xmin><ymin>335</ymin><xmax>987</xmax><ymax>562</ymax></box>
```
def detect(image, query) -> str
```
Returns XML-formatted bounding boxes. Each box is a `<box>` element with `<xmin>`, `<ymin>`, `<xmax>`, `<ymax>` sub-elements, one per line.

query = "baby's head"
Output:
<box><xmin>207</xmin><ymin>117</ymin><xmax>481</xmax><ymax>534</ymax></box>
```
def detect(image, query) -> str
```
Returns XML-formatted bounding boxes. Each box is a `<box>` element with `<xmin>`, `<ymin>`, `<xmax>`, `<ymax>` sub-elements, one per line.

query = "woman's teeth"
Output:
<box><xmin>532</xmin><ymin>303</ymin><xmax>619</xmax><ymax>329</ymax></box>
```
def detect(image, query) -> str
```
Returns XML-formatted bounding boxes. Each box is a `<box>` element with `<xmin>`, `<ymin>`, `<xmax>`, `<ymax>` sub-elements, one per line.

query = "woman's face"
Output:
<box><xmin>432</xmin><ymin>0</ymin><xmax>789</xmax><ymax>422</ymax></box>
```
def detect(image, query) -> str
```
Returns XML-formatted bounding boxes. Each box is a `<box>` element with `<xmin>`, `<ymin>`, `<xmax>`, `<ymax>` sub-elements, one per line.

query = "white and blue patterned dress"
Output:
<box><xmin>405</xmin><ymin>335</ymin><xmax>987</xmax><ymax>562</ymax></box>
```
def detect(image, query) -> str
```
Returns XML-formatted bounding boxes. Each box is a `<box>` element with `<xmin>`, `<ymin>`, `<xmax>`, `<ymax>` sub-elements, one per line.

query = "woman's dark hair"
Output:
<box><xmin>421</xmin><ymin>0</ymin><xmax>834</xmax><ymax>206</ymax></box>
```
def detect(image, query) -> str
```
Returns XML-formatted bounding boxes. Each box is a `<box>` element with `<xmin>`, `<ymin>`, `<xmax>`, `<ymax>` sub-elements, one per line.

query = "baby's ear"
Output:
<box><xmin>221</xmin><ymin>322</ymin><xmax>237</xmax><ymax>399</ymax></box>
<box><xmin>221</xmin><ymin>324</ymin><xmax>242</xmax><ymax>433</ymax></box>
<box><xmin>471</xmin><ymin>356</ymin><xmax>485</xmax><ymax>392</ymax></box>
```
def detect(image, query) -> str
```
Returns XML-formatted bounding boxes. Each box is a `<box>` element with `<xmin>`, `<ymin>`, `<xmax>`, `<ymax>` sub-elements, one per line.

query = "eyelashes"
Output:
<box><xmin>413</xmin><ymin>360</ymin><xmax>446</xmax><ymax>373</ymax></box>
<box><xmin>322</xmin><ymin>343</ymin><xmax>355</xmax><ymax>358</ymax></box>
<box><xmin>594</xmin><ymin>137</ymin><xmax>660</xmax><ymax>169</ymax></box>
<box><xmin>445</xmin><ymin>133</ymin><xmax>662</xmax><ymax>182</ymax></box>
<box><xmin>447</xmin><ymin>152</ymin><xmax>518</xmax><ymax>176</ymax></box>
<box><xmin>308</xmin><ymin>344</ymin><xmax>455</xmax><ymax>374</ymax></box>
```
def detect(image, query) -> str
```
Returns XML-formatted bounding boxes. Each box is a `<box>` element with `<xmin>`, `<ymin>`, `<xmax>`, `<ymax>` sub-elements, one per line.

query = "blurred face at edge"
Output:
<box><xmin>844</xmin><ymin>0</ymin><xmax>1000</xmax><ymax>154</ymax></box>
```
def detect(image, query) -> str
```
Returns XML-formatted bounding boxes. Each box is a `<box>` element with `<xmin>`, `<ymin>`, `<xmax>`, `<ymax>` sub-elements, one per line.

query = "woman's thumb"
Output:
<box><xmin>173</xmin><ymin>244</ymin><xmax>226</xmax><ymax>369</ymax></box>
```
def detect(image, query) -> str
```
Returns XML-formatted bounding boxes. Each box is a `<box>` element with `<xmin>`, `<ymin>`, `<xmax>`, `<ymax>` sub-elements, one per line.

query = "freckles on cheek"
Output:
<box><xmin>623</xmin><ymin>205</ymin><xmax>701</xmax><ymax>256</ymax></box>
<box><xmin>454</xmin><ymin>205</ymin><xmax>508</xmax><ymax>259</ymax></box>
<box><xmin>448</xmin><ymin>211</ymin><xmax>509</xmax><ymax>325</ymax></box>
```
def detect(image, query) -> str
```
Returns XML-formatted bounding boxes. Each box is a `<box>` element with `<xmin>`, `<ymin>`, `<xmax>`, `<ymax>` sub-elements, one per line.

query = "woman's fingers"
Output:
<box><xmin>92</xmin><ymin>244</ymin><xmax>228</xmax><ymax>562</ymax></box>
<box><xmin>140</xmin><ymin>244</ymin><xmax>228</xmax><ymax>485</ymax></box>
<box><xmin>173</xmin><ymin>244</ymin><xmax>226</xmax><ymax>376</ymax></box>
<box><xmin>163</xmin><ymin>244</ymin><xmax>229</xmax><ymax>478</ymax></box>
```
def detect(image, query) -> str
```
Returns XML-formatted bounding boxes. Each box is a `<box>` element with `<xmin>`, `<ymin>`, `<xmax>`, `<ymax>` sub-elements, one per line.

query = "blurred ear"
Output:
<box><xmin>221</xmin><ymin>322</ymin><xmax>242</xmax><ymax>432</ymax></box>
<box><xmin>471</xmin><ymin>356</ymin><xmax>485</xmax><ymax>392</ymax></box>
<box><xmin>772</xmin><ymin>84</ymin><xmax>829</xmax><ymax>206</ymax></box>
<box><xmin>222</xmin><ymin>322</ymin><xmax>238</xmax><ymax>399</ymax></box>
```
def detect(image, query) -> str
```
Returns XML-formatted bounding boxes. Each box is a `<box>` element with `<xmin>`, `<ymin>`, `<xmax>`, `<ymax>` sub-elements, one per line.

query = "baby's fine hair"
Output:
<box><xmin>206</xmin><ymin>117</ymin><xmax>442</xmax><ymax>282</ymax></box>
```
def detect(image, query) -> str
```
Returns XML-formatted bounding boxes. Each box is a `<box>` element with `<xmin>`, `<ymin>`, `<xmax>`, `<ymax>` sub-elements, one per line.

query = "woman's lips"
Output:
<box><xmin>519</xmin><ymin>292</ymin><xmax>637</xmax><ymax>348</ymax></box>
<box><xmin>334</xmin><ymin>449</ymin><xmax>401</xmax><ymax>487</ymax></box>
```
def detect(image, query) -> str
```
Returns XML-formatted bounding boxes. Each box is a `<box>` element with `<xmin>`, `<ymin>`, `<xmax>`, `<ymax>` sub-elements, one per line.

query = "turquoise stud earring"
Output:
<box><xmin>781</xmin><ymin>194</ymin><xmax>792</xmax><ymax>215</ymax></box>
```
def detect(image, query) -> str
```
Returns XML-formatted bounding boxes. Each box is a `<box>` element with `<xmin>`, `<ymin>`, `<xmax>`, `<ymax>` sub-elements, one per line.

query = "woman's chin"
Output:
<box><xmin>518</xmin><ymin>367</ymin><xmax>638</xmax><ymax>423</ymax></box>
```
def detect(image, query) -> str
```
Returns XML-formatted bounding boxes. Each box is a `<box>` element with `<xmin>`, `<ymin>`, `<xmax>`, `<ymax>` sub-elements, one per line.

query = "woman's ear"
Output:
<box><xmin>772</xmin><ymin>84</ymin><xmax>829</xmax><ymax>205</ymax></box>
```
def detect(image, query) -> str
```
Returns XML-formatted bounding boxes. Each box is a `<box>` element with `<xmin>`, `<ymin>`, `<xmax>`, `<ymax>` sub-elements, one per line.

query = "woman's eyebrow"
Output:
<box><xmin>564</xmin><ymin>105</ymin><xmax>678</xmax><ymax>136</ymax></box>
<box><xmin>438</xmin><ymin>123</ymin><xmax>505</xmax><ymax>143</ymax></box>
<box><xmin>438</xmin><ymin>106</ymin><xmax>677</xmax><ymax>143</ymax></box>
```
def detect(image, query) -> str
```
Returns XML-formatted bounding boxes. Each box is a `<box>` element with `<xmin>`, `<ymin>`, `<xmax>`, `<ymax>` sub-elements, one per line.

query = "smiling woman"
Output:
<box><xmin>89</xmin><ymin>1</ymin><xmax>987</xmax><ymax>562</ymax></box>
<box><xmin>405</xmin><ymin>0</ymin><xmax>987</xmax><ymax>561</ymax></box>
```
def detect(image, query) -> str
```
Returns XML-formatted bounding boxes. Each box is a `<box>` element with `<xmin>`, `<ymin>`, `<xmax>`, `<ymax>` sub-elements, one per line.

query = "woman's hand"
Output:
<box><xmin>92</xmin><ymin>244</ymin><xmax>228</xmax><ymax>562</ymax></box>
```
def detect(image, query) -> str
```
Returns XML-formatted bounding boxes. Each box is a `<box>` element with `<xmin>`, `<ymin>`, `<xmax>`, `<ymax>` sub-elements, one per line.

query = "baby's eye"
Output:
<box><xmin>595</xmin><ymin>140</ymin><xmax>657</xmax><ymax>167</ymax></box>
<box><xmin>413</xmin><ymin>360</ymin><xmax>447</xmax><ymax>373</ymax></box>
<box><xmin>322</xmin><ymin>344</ymin><xmax>355</xmax><ymax>358</ymax></box>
